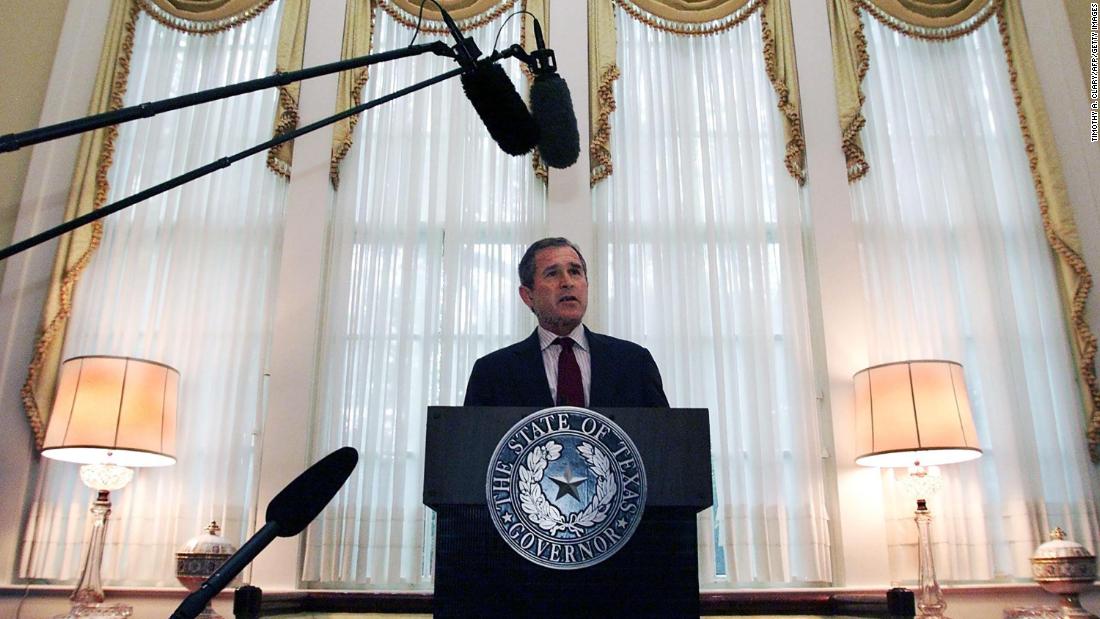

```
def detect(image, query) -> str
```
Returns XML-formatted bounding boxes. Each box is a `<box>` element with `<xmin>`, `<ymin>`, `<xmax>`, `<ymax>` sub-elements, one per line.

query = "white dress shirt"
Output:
<box><xmin>537</xmin><ymin>324</ymin><xmax>591</xmax><ymax>406</ymax></box>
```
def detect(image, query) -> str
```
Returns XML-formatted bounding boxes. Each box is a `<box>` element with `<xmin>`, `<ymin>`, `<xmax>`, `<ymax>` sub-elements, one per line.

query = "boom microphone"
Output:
<box><xmin>461</xmin><ymin>61</ymin><xmax>540</xmax><ymax>156</ymax></box>
<box><xmin>528</xmin><ymin>19</ymin><xmax>580</xmax><ymax>169</ymax></box>
<box><xmin>170</xmin><ymin>447</ymin><xmax>359</xmax><ymax>619</ymax></box>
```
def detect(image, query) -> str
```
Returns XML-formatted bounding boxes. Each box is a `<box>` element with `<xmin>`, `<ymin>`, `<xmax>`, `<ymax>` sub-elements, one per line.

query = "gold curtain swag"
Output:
<box><xmin>829</xmin><ymin>0</ymin><xmax>1100</xmax><ymax>461</ymax></box>
<box><xmin>21</xmin><ymin>0</ymin><xmax>306</xmax><ymax>448</ymax></box>
<box><xmin>329</xmin><ymin>0</ymin><xmax>547</xmax><ymax>187</ymax></box>
<box><xmin>268</xmin><ymin>0</ymin><xmax>309</xmax><ymax>179</ymax></box>
<box><xmin>828</xmin><ymin>0</ymin><xmax>870</xmax><ymax>182</ymax></box>
<box><xmin>21</xmin><ymin>0</ymin><xmax>142</xmax><ymax>450</ymax></box>
<box><xmin>588</xmin><ymin>0</ymin><xmax>804</xmax><ymax>187</ymax></box>
<box><xmin>997</xmin><ymin>0</ymin><xmax>1100</xmax><ymax>462</ymax></box>
<box><xmin>589</xmin><ymin>0</ymin><xmax>617</xmax><ymax>186</ymax></box>
<box><xmin>330</xmin><ymin>0</ymin><xmax>374</xmax><ymax>187</ymax></box>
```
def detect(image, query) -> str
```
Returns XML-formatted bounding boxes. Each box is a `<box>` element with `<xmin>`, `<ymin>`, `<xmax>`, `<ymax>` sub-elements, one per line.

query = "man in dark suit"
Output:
<box><xmin>463</xmin><ymin>237</ymin><xmax>668</xmax><ymax>408</ymax></box>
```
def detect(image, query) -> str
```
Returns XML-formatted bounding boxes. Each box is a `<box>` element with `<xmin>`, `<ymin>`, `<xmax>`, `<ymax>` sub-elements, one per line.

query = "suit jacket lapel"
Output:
<box><xmin>515</xmin><ymin>329</ymin><xmax>555</xmax><ymax>407</ymax></box>
<box><xmin>586</xmin><ymin>327</ymin><xmax>613</xmax><ymax>407</ymax></box>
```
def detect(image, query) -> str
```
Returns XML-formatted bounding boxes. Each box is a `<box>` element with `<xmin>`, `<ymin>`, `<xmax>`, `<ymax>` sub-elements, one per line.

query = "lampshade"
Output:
<box><xmin>853</xmin><ymin>360</ymin><xmax>981</xmax><ymax>468</ymax></box>
<box><xmin>42</xmin><ymin>355</ymin><xmax>178</xmax><ymax>468</ymax></box>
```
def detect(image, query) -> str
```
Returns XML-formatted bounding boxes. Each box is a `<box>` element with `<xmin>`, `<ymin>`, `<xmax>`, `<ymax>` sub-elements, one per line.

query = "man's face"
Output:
<box><xmin>519</xmin><ymin>245</ymin><xmax>588</xmax><ymax>335</ymax></box>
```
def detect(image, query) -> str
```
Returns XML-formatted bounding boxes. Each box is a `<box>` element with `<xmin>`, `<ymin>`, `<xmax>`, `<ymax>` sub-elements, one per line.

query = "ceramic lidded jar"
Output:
<box><xmin>1030</xmin><ymin>528</ymin><xmax>1098</xmax><ymax>619</ymax></box>
<box><xmin>176</xmin><ymin>521</ymin><xmax>239</xmax><ymax>619</ymax></box>
<box><xmin>1031</xmin><ymin>528</ymin><xmax>1097</xmax><ymax>592</ymax></box>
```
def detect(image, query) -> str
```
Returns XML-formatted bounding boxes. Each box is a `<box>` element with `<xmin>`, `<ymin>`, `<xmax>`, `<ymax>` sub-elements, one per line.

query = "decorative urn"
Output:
<box><xmin>176</xmin><ymin>521</ymin><xmax>239</xmax><ymax>619</ymax></box>
<box><xmin>1030</xmin><ymin>528</ymin><xmax>1098</xmax><ymax>618</ymax></box>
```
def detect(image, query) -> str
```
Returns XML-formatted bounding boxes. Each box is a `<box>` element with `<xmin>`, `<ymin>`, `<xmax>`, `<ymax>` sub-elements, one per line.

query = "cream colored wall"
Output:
<box><xmin>0</xmin><ymin>0</ymin><xmax>114</xmax><ymax>597</ymax></box>
<box><xmin>0</xmin><ymin>1</ymin><xmax>68</xmax><ymax>286</ymax></box>
<box><xmin>0</xmin><ymin>0</ymin><xmax>69</xmax><ymax>592</ymax></box>
<box><xmin>1063</xmin><ymin>0</ymin><xmax>1097</xmax><ymax>101</ymax></box>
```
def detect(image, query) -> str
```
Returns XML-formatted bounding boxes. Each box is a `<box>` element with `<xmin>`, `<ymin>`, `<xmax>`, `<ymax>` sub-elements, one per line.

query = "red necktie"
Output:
<box><xmin>555</xmin><ymin>337</ymin><xmax>585</xmax><ymax>407</ymax></box>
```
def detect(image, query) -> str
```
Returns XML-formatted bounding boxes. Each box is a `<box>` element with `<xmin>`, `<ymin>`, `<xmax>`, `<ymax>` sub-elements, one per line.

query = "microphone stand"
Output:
<box><xmin>0</xmin><ymin>40</ymin><xmax>533</xmax><ymax>263</ymax></box>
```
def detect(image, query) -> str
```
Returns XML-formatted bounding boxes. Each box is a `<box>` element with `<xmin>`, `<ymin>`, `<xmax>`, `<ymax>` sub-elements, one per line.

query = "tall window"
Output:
<box><xmin>20</xmin><ymin>3</ymin><xmax>288</xmax><ymax>585</ymax></box>
<box><xmin>593</xmin><ymin>6</ymin><xmax>832</xmax><ymax>585</ymax></box>
<box><xmin>853</xmin><ymin>14</ymin><xmax>1099</xmax><ymax>580</ymax></box>
<box><xmin>301</xmin><ymin>5</ymin><xmax>546</xmax><ymax>588</ymax></box>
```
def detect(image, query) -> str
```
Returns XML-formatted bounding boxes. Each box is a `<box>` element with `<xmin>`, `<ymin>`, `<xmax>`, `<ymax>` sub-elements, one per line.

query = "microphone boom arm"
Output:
<box><xmin>0</xmin><ymin>63</ymin><xmax>466</xmax><ymax>262</ymax></box>
<box><xmin>0</xmin><ymin>41</ymin><xmax>457</xmax><ymax>154</ymax></box>
<box><xmin>0</xmin><ymin>37</ymin><xmax>539</xmax><ymax>263</ymax></box>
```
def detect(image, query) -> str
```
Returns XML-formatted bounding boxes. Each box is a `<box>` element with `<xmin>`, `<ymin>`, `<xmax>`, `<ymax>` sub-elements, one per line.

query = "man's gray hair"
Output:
<box><xmin>518</xmin><ymin>237</ymin><xmax>588</xmax><ymax>289</ymax></box>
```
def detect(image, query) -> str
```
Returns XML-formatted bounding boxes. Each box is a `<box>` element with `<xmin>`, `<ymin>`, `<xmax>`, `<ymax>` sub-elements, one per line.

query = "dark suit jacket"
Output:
<box><xmin>463</xmin><ymin>326</ymin><xmax>669</xmax><ymax>407</ymax></box>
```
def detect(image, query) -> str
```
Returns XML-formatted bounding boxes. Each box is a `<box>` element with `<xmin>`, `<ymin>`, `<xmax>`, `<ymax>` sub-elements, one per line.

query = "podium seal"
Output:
<box><xmin>486</xmin><ymin>406</ymin><xmax>646</xmax><ymax>570</ymax></box>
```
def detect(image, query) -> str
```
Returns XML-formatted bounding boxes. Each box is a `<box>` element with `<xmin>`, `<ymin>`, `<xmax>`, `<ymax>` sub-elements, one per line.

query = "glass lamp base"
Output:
<box><xmin>52</xmin><ymin>602</ymin><xmax>133</xmax><ymax>618</ymax></box>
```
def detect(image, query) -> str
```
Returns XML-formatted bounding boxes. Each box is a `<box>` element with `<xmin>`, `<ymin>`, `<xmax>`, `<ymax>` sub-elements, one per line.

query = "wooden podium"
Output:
<box><xmin>424</xmin><ymin>406</ymin><xmax>712</xmax><ymax>618</ymax></box>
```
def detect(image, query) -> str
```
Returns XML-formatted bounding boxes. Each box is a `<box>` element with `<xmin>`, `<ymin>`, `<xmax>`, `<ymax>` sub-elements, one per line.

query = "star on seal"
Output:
<box><xmin>548</xmin><ymin>464</ymin><xmax>587</xmax><ymax>501</ymax></box>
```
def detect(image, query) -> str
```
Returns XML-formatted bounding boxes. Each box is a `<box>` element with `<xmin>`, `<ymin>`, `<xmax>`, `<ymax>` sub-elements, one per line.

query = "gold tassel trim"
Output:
<box><xmin>996</xmin><ymin>5</ymin><xmax>1100</xmax><ymax>462</ymax></box>
<box><xmin>611</xmin><ymin>0</ymin><xmax>767</xmax><ymax>37</ymax></box>
<box><xmin>328</xmin><ymin>68</ymin><xmax>371</xmax><ymax>187</ymax></box>
<box><xmin>21</xmin><ymin>2</ymin><xmax>143</xmax><ymax>449</ymax></box>
<box><xmin>844</xmin><ymin>0</ymin><xmax>871</xmax><ymax>183</ymax></box>
<box><xmin>137</xmin><ymin>0</ymin><xmax>277</xmax><ymax>35</ymax></box>
<box><xmin>590</xmin><ymin>64</ymin><xmax>620</xmax><ymax>186</ymax></box>
<box><xmin>267</xmin><ymin>81</ymin><xmax>299</xmax><ymax>179</ymax></box>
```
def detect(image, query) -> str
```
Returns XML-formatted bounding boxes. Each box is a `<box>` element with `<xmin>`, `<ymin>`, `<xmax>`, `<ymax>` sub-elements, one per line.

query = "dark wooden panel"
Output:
<box><xmin>423</xmin><ymin>406</ymin><xmax>712</xmax><ymax>508</ymax></box>
<box><xmin>244</xmin><ymin>587</ymin><xmax>914</xmax><ymax>617</ymax></box>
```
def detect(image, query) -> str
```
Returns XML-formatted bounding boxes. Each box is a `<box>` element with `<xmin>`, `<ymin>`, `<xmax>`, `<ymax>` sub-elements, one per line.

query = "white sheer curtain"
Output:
<box><xmin>592</xmin><ymin>8</ymin><xmax>832</xmax><ymax>585</ymax></box>
<box><xmin>854</xmin><ymin>15</ymin><xmax>1099</xmax><ymax>581</ymax></box>
<box><xmin>19</xmin><ymin>4</ymin><xmax>288</xmax><ymax>586</ymax></box>
<box><xmin>301</xmin><ymin>7</ymin><xmax>546</xmax><ymax>588</ymax></box>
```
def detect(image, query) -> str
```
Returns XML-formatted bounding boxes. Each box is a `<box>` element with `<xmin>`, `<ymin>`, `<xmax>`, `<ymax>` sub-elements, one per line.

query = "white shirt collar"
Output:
<box><xmin>537</xmin><ymin>324</ymin><xmax>588</xmax><ymax>352</ymax></box>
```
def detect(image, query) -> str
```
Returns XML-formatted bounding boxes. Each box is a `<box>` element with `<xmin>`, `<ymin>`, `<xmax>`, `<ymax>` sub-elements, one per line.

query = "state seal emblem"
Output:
<box><xmin>486</xmin><ymin>406</ymin><xmax>646</xmax><ymax>570</ymax></box>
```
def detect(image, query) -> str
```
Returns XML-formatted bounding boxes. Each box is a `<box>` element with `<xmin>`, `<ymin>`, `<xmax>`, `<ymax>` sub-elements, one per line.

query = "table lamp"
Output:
<box><xmin>853</xmin><ymin>360</ymin><xmax>982</xmax><ymax>619</ymax></box>
<box><xmin>41</xmin><ymin>355</ymin><xmax>179</xmax><ymax>619</ymax></box>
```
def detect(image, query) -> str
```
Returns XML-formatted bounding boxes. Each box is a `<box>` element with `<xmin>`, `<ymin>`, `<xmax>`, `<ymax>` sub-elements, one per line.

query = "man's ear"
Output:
<box><xmin>518</xmin><ymin>285</ymin><xmax>534</xmax><ymax>309</ymax></box>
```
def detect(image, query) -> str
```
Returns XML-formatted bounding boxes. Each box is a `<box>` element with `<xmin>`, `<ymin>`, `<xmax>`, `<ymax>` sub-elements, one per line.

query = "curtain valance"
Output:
<box><xmin>329</xmin><ymin>0</ymin><xmax>547</xmax><ymax>186</ymax></box>
<box><xmin>135</xmin><ymin>0</ymin><xmax>307</xmax><ymax>177</ymax></box>
<box><xmin>589</xmin><ymin>0</ymin><xmax>803</xmax><ymax>186</ymax></box>
<box><xmin>829</xmin><ymin>0</ymin><xmax>1100</xmax><ymax>461</ymax></box>
<box><xmin>628</xmin><ymin>0</ymin><xmax>754</xmax><ymax>24</ymax></box>
<box><xmin>389</xmin><ymin>0</ymin><xmax>504</xmax><ymax>22</ymax></box>
<box><xmin>139</xmin><ymin>0</ymin><xmax>274</xmax><ymax>31</ymax></box>
<box><xmin>861</xmin><ymin>0</ymin><xmax>997</xmax><ymax>32</ymax></box>
<box><xmin>830</xmin><ymin>0</ymin><xmax>998</xmax><ymax>183</ymax></box>
<box><xmin>379</xmin><ymin>0</ymin><xmax>524</xmax><ymax>34</ymax></box>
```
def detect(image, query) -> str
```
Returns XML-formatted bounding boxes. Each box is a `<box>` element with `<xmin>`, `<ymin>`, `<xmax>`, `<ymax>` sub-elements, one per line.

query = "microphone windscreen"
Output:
<box><xmin>461</xmin><ymin>63</ymin><xmax>539</xmax><ymax>156</ymax></box>
<box><xmin>265</xmin><ymin>446</ymin><xmax>358</xmax><ymax>537</ymax></box>
<box><xmin>530</xmin><ymin>72</ymin><xmax>580</xmax><ymax>169</ymax></box>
